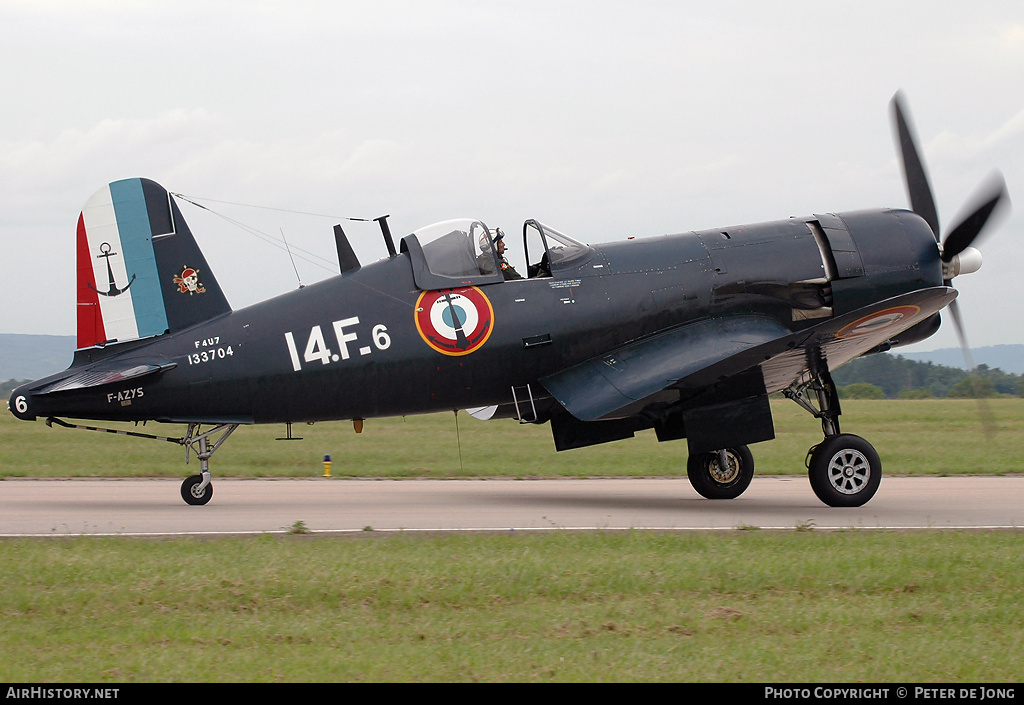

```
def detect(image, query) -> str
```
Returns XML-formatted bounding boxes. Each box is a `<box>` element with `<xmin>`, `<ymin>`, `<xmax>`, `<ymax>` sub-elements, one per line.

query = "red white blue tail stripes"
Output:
<box><xmin>77</xmin><ymin>179</ymin><xmax>170</xmax><ymax>348</ymax></box>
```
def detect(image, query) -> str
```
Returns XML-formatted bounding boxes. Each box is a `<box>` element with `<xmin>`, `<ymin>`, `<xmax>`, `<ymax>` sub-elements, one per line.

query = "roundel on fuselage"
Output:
<box><xmin>414</xmin><ymin>286</ymin><xmax>494</xmax><ymax>356</ymax></box>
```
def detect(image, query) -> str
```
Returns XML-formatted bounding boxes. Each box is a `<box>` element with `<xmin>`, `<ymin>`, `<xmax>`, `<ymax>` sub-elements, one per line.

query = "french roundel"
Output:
<box><xmin>836</xmin><ymin>305</ymin><xmax>921</xmax><ymax>339</ymax></box>
<box><xmin>414</xmin><ymin>287</ymin><xmax>495</xmax><ymax>356</ymax></box>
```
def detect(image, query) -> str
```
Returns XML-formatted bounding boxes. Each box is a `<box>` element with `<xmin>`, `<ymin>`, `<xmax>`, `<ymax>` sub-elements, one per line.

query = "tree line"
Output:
<box><xmin>832</xmin><ymin>353</ymin><xmax>1023</xmax><ymax>399</ymax></box>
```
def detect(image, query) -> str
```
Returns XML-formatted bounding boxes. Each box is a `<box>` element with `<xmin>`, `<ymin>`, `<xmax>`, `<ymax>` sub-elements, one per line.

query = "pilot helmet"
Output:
<box><xmin>478</xmin><ymin>228</ymin><xmax>504</xmax><ymax>253</ymax></box>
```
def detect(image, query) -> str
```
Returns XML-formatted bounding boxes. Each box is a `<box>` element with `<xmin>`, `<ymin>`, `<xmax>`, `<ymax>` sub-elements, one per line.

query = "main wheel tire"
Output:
<box><xmin>181</xmin><ymin>475</ymin><xmax>214</xmax><ymax>506</ymax></box>
<box><xmin>687</xmin><ymin>446</ymin><xmax>754</xmax><ymax>500</ymax></box>
<box><xmin>807</xmin><ymin>434</ymin><xmax>881</xmax><ymax>507</ymax></box>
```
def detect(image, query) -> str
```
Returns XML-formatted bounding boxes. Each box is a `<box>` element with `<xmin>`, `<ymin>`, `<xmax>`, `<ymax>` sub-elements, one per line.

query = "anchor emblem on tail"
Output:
<box><xmin>87</xmin><ymin>242</ymin><xmax>136</xmax><ymax>297</ymax></box>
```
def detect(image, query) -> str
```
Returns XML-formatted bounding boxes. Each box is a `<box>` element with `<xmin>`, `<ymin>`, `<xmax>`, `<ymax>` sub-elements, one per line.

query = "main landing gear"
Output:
<box><xmin>179</xmin><ymin>423</ymin><xmax>239</xmax><ymax>506</ymax></box>
<box><xmin>785</xmin><ymin>372</ymin><xmax>881</xmax><ymax>507</ymax></box>
<box><xmin>685</xmin><ymin>370</ymin><xmax>882</xmax><ymax>507</ymax></box>
<box><xmin>687</xmin><ymin>446</ymin><xmax>754</xmax><ymax>500</ymax></box>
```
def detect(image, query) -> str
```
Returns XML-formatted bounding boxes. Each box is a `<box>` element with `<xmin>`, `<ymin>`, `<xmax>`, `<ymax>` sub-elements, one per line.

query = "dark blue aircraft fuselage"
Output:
<box><xmin>12</xmin><ymin>207</ymin><xmax>942</xmax><ymax>431</ymax></box>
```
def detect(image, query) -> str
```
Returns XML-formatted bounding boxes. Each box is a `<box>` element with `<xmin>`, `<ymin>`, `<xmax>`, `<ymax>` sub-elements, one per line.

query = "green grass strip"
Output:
<box><xmin>3</xmin><ymin>399</ymin><xmax>1024</xmax><ymax>478</ymax></box>
<box><xmin>1</xmin><ymin>530</ymin><xmax>1022</xmax><ymax>682</ymax></box>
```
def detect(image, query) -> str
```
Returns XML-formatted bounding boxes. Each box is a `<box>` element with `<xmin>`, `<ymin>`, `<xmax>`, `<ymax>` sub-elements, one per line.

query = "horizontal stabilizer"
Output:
<box><xmin>35</xmin><ymin>361</ymin><xmax>177</xmax><ymax>394</ymax></box>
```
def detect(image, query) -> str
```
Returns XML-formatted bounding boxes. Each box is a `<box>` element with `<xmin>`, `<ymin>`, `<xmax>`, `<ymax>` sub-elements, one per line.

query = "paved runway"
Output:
<box><xmin>1</xmin><ymin>476</ymin><xmax>1021</xmax><ymax>537</ymax></box>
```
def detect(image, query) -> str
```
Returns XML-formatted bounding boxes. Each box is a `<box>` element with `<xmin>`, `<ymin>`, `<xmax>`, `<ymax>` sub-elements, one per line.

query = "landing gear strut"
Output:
<box><xmin>179</xmin><ymin>423</ymin><xmax>239</xmax><ymax>506</ymax></box>
<box><xmin>785</xmin><ymin>371</ymin><xmax>882</xmax><ymax>507</ymax></box>
<box><xmin>45</xmin><ymin>417</ymin><xmax>241</xmax><ymax>506</ymax></box>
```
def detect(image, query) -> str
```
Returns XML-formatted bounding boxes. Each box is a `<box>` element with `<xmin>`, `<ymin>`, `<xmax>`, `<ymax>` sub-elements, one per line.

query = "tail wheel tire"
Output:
<box><xmin>181</xmin><ymin>475</ymin><xmax>214</xmax><ymax>506</ymax></box>
<box><xmin>808</xmin><ymin>434</ymin><xmax>881</xmax><ymax>507</ymax></box>
<box><xmin>687</xmin><ymin>445</ymin><xmax>754</xmax><ymax>500</ymax></box>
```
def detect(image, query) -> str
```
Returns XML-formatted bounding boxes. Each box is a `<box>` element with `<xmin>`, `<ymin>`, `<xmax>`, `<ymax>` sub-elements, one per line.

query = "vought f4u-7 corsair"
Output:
<box><xmin>8</xmin><ymin>95</ymin><xmax>1011</xmax><ymax>506</ymax></box>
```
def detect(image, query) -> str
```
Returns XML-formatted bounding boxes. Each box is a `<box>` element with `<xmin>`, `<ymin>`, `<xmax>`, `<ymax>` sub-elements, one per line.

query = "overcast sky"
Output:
<box><xmin>2</xmin><ymin>1</ymin><xmax>1022</xmax><ymax>353</ymax></box>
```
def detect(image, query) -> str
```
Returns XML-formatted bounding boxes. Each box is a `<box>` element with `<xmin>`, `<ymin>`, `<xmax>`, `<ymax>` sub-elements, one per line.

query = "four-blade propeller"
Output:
<box><xmin>890</xmin><ymin>92</ymin><xmax>1011</xmax><ymax>429</ymax></box>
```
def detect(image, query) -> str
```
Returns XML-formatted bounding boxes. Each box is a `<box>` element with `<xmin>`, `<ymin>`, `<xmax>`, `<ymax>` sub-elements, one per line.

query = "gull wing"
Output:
<box><xmin>542</xmin><ymin>287</ymin><xmax>957</xmax><ymax>422</ymax></box>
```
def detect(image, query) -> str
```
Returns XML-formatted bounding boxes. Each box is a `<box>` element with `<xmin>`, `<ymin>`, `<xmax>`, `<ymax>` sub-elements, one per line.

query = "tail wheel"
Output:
<box><xmin>807</xmin><ymin>434</ymin><xmax>881</xmax><ymax>507</ymax></box>
<box><xmin>687</xmin><ymin>446</ymin><xmax>754</xmax><ymax>500</ymax></box>
<box><xmin>181</xmin><ymin>475</ymin><xmax>214</xmax><ymax>506</ymax></box>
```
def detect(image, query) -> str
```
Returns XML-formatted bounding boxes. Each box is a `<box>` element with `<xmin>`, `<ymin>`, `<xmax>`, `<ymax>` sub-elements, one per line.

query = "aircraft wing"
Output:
<box><xmin>540</xmin><ymin>315</ymin><xmax>790</xmax><ymax>422</ymax></box>
<box><xmin>541</xmin><ymin>286</ymin><xmax>957</xmax><ymax>422</ymax></box>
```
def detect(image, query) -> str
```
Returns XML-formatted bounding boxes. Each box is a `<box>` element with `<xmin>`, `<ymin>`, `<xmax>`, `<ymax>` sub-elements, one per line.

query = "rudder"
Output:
<box><xmin>76</xmin><ymin>178</ymin><xmax>231</xmax><ymax>349</ymax></box>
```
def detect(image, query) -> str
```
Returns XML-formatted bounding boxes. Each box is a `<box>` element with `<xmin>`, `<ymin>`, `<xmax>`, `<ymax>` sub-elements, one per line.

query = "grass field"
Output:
<box><xmin>1</xmin><ymin>531</ymin><xmax>1022</xmax><ymax>682</ymax></box>
<box><xmin>2</xmin><ymin>398</ymin><xmax>1023</xmax><ymax>478</ymax></box>
<box><xmin>2</xmin><ymin>399</ymin><xmax>1022</xmax><ymax>683</ymax></box>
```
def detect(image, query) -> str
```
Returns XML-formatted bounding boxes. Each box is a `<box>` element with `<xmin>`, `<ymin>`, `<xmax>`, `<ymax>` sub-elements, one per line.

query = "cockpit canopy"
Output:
<box><xmin>400</xmin><ymin>218</ymin><xmax>590</xmax><ymax>291</ymax></box>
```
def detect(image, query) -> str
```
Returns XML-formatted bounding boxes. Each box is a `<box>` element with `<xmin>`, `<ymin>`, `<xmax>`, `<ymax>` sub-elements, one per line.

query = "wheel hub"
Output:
<box><xmin>827</xmin><ymin>449</ymin><xmax>870</xmax><ymax>494</ymax></box>
<box><xmin>709</xmin><ymin>452</ymin><xmax>739</xmax><ymax>484</ymax></box>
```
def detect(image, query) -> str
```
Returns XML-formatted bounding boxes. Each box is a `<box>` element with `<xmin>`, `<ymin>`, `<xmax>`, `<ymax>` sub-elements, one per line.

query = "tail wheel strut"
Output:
<box><xmin>43</xmin><ymin>417</ymin><xmax>242</xmax><ymax>506</ymax></box>
<box><xmin>180</xmin><ymin>423</ymin><xmax>239</xmax><ymax>506</ymax></box>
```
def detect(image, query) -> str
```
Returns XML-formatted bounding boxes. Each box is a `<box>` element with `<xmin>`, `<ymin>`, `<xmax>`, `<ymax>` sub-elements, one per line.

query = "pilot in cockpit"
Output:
<box><xmin>477</xmin><ymin>228</ymin><xmax>523</xmax><ymax>280</ymax></box>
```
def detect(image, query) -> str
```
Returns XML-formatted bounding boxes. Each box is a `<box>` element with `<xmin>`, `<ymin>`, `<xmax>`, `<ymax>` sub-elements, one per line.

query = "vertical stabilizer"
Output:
<box><xmin>76</xmin><ymin>178</ymin><xmax>231</xmax><ymax>349</ymax></box>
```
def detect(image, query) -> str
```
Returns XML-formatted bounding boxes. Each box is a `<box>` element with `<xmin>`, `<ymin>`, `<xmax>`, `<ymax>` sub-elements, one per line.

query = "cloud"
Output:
<box><xmin>2</xmin><ymin>1</ymin><xmax>1021</xmax><ymax>348</ymax></box>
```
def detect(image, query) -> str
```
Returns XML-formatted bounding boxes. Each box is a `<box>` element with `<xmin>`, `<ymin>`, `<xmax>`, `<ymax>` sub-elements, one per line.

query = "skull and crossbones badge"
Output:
<box><xmin>173</xmin><ymin>266</ymin><xmax>206</xmax><ymax>295</ymax></box>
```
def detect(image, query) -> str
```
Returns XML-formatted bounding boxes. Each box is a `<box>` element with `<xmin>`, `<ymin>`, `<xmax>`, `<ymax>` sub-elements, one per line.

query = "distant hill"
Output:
<box><xmin>0</xmin><ymin>334</ymin><xmax>76</xmax><ymax>382</ymax></box>
<box><xmin>900</xmin><ymin>344</ymin><xmax>1024</xmax><ymax>375</ymax></box>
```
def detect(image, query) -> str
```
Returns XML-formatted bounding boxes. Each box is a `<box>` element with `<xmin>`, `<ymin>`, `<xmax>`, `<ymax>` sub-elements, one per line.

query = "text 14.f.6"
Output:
<box><xmin>284</xmin><ymin>317</ymin><xmax>391</xmax><ymax>372</ymax></box>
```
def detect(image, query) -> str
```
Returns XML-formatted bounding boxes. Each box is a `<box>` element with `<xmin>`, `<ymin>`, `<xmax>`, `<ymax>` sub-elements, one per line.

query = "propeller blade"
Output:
<box><xmin>891</xmin><ymin>92</ymin><xmax>940</xmax><ymax>240</ymax></box>
<box><xmin>891</xmin><ymin>94</ymin><xmax>1006</xmax><ymax>437</ymax></box>
<box><xmin>940</xmin><ymin>171</ymin><xmax>1010</xmax><ymax>262</ymax></box>
<box><xmin>947</xmin><ymin>299</ymin><xmax>974</xmax><ymax>369</ymax></box>
<box><xmin>947</xmin><ymin>299</ymin><xmax>995</xmax><ymax>437</ymax></box>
